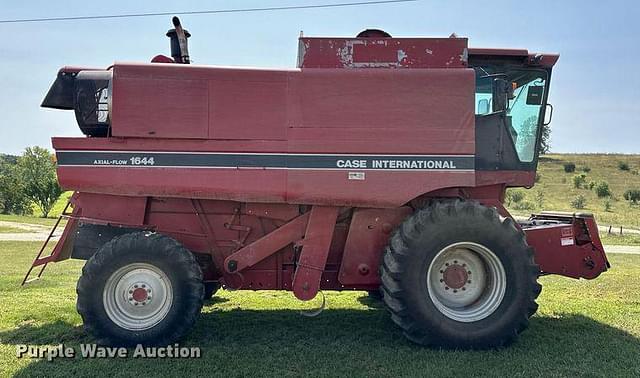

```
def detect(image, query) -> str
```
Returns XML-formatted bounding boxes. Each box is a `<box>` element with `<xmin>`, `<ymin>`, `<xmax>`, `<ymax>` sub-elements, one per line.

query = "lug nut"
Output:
<box><xmin>453</xmin><ymin>289</ymin><xmax>458</xmax><ymax>293</ymax></box>
<box><xmin>445</xmin><ymin>287</ymin><xmax>450</xmax><ymax>290</ymax></box>
<box><xmin>440</xmin><ymin>279</ymin><xmax>444</xmax><ymax>283</ymax></box>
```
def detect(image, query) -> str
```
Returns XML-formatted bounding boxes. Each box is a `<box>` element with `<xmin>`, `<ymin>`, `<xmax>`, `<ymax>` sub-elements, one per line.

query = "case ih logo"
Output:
<box><xmin>56</xmin><ymin>151</ymin><xmax>475</xmax><ymax>171</ymax></box>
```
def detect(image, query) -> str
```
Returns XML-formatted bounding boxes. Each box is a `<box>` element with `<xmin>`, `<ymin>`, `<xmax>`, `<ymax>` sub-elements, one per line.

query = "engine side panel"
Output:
<box><xmin>55</xmin><ymin>62</ymin><xmax>478</xmax><ymax>208</ymax></box>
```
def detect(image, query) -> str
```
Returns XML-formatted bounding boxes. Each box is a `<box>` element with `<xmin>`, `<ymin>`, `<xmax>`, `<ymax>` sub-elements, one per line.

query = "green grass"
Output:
<box><xmin>0</xmin><ymin>225</ymin><xmax>29</xmax><ymax>234</ymax></box>
<box><xmin>508</xmin><ymin>154</ymin><xmax>640</xmax><ymax>230</ymax></box>
<box><xmin>1</xmin><ymin>241</ymin><xmax>639</xmax><ymax>377</ymax></box>
<box><xmin>600</xmin><ymin>232</ymin><xmax>640</xmax><ymax>246</ymax></box>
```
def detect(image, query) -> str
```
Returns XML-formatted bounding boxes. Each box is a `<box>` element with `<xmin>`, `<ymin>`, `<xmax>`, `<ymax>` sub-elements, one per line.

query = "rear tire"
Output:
<box><xmin>380</xmin><ymin>200</ymin><xmax>541</xmax><ymax>349</ymax></box>
<box><xmin>367</xmin><ymin>290</ymin><xmax>383</xmax><ymax>301</ymax></box>
<box><xmin>76</xmin><ymin>232</ymin><xmax>204</xmax><ymax>346</ymax></box>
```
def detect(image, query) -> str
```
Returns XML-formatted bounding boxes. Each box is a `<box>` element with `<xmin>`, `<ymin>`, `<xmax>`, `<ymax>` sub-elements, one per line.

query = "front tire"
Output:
<box><xmin>77</xmin><ymin>232</ymin><xmax>204</xmax><ymax>346</ymax></box>
<box><xmin>380</xmin><ymin>200</ymin><xmax>541</xmax><ymax>349</ymax></box>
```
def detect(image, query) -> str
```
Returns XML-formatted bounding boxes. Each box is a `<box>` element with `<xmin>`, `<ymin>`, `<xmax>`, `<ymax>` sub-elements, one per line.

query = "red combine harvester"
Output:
<box><xmin>28</xmin><ymin>18</ymin><xmax>609</xmax><ymax>348</ymax></box>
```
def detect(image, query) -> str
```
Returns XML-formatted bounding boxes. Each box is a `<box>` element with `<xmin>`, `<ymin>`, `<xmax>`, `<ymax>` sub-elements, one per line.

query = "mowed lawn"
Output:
<box><xmin>0</xmin><ymin>241</ymin><xmax>638</xmax><ymax>377</ymax></box>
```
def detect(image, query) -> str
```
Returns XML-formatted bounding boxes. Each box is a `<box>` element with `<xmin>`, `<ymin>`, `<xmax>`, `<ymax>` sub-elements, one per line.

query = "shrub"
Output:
<box><xmin>581</xmin><ymin>166</ymin><xmax>591</xmax><ymax>173</ymax></box>
<box><xmin>594</xmin><ymin>181</ymin><xmax>611</xmax><ymax>198</ymax></box>
<box><xmin>632</xmin><ymin>170</ymin><xmax>639</xmax><ymax>176</ymax></box>
<box><xmin>618</xmin><ymin>161</ymin><xmax>630</xmax><ymax>171</ymax></box>
<box><xmin>513</xmin><ymin>200</ymin><xmax>535</xmax><ymax>210</ymax></box>
<box><xmin>624</xmin><ymin>189</ymin><xmax>640</xmax><ymax>204</ymax></box>
<box><xmin>506</xmin><ymin>190</ymin><xmax>525</xmax><ymax>206</ymax></box>
<box><xmin>570</xmin><ymin>194</ymin><xmax>587</xmax><ymax>209</ymax></box>
<box><xmin>563</xmin><ymin>162</ymin><xmax>576</xmax><ymax>173</ymax></box>
<box><xmin>604</xmin><ymin>200</ymin><xmax>612</xmax><ymax>212</ymax></box>
<box><xmin>573</xmin><ymin>174</ymin><xmax>587</xmax><ymax>189</ymax></box>
<box><xmin>588</xmin><ymin>181</ymin><xmax>596</xmax><ymax>190</ymax></box>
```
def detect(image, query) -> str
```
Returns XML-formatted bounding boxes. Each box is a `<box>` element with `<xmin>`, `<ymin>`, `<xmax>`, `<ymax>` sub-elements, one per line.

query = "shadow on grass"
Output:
<box><xmin>203</xmin><ymin>296</ymin><xmax>229</xmax><ymax>305</ymax></box>
<box><xmin>355</xmin><ymin>293</ymin><xmax>384</xmax><ymax>309</ymax></box>
<box><xmin>3</xmin><ymin>307</ymin><xmax>640</xmax><ymax>377</ymax></box>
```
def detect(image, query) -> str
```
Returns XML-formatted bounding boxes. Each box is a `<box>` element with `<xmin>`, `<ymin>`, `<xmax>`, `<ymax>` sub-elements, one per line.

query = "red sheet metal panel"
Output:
<box><xmin>287</xmin><ymin>67</ymin><xmax>476</xmax><ymax>156</ymax></box>
<box><xmin>209</xmin><ymin>78</ymin><xmax>288</xmax><ymax>140</ymax></box>
<box><xmin>298</xmin><ymin>37</ymin><xmax>468</xmax><ymax>69</ymax></box>
<box><xmin>468</xmin><ymin>48</ymin><xmax>559</xmax><ymax>68</ymax></box>
<box><xmin>75</xmin><ymin>193</ymin><xmax>147</xmax><ymax>226</ymax></box>
<box><xmin>111</xmin><ymin>75</ymin><xmax>209</xmax><ymax>139</ymax></box>
<box><xmin>339</xmin><ymin>207</ymin><xmax>412</xmax><ymax>285</ymax></box>
<box><xmin>108</xmin><ymin>62</ymin><xmax>474</xmax><ymax>152</ymax></box>
<box><xmin>52</xmin><ymin>136</ymin><xmax>289</xmax><ymax>153</ymax></box>
<box><xmin>56</xmin><ymin>166</ymin><xmax>287</xmax><ymax>204</ymax></box>
<box><xmin>286</xmin><ymin>170</ymin><xmax>474</xmax><ymax>208</ymax></box>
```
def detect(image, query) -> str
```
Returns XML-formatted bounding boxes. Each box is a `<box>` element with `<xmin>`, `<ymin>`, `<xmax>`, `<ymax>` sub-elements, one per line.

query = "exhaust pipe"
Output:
<box><xmin>166</xmin><ymin>16</ymin><xmax>191</xmax><ymax>64</ymax></box>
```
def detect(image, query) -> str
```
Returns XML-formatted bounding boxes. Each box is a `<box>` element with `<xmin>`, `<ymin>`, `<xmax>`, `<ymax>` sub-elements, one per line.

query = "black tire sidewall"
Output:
<box><xmin>384</xmin><ymin>201</ymin><xmax>539</xmax><ymax>348</ymax></box>
<box><xmin>203</xmin><ymin>282</ymin><xmax>220</xmax><ymax>300</ymax></box>
<box><xmin>77</xmin><ymin>233</ymin><xmax>203</xmax><ymax>346</ymax></box>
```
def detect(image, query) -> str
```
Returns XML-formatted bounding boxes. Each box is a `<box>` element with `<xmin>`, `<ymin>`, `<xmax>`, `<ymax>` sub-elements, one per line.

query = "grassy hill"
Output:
<box><xmin>507</xmin><ymin>154</ymin><xmax>640</xmax><ymax>244</ymax></box>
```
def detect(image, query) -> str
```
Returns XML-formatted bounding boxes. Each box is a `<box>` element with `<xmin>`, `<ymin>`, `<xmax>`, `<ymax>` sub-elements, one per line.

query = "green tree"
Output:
<box><xmin>539</xmin><ymin>123</ymin><xmax>551</xmax><ymax>155</ymax></box>
<box><xmin>17</xmin><ymin>147</ymin><xmax>63</xmax><ymax>218</ymax></box>
<box><xmin>0</xmin><ymin>155</ymin><xmax>32</xmax><ymax>214</ymax></box>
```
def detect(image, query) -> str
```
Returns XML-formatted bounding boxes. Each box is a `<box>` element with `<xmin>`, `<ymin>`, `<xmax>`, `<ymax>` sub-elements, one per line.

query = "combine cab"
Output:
<box><xmin>27</xmin><ymin>18</ymin><xmax>609</xmax><ymax>348</ymax></box>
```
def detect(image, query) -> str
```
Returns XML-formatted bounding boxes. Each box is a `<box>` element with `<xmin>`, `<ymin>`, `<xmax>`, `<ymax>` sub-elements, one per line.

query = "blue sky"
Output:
<box><xmin>1</xmin><ymin>0</ymin><xmax>638</xmax><ymax>155</ymax></box>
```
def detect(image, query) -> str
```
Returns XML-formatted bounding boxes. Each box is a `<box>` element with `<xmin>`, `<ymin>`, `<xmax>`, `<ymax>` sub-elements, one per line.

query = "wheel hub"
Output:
<box><xmin>129</xmin><ymin>283</ymin><xmax>152</xmax><ymax>305</ymax></box>
<box><xmin>442</xmin><ymin>263</ymin><xmax>468</xmax><ymax>289</ymax></box>
<box><xmin>427</xmin><ymin>242</ymin><xmax>506</xmax><ymax>322</ymax></box>
<box><xmin>103</xmin><ymin>263</ymin><xmax>173</xmax><ymax>331</ymax></box>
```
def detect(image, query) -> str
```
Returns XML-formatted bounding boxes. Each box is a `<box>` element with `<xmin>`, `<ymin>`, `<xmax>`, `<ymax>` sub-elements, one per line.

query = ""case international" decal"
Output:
<box><xmin>56</xmin><ymin>151</ymin><xmax>475</xmax><ymax>171</ymax></box>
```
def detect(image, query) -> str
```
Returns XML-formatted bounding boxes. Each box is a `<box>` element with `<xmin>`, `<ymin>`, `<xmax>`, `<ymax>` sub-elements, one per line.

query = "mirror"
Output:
<box><xmin>477</xmin><ymin>99</ymin><xmax>490</xmax><ymax>114</ymax></box>
<box><xmin>492</xmin><ymin>78</ymin><xmax>513</xmax><ymax>112</ymax></box>
<box><xmin>543</xmin><ymin>103</ymin><xmax>553</xmax><ymax>125</ymax></box>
